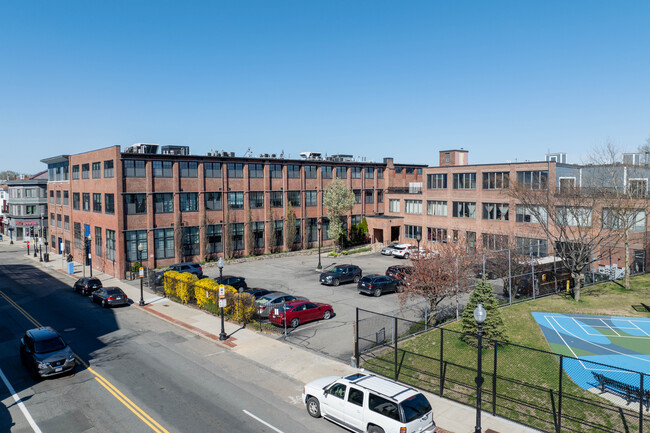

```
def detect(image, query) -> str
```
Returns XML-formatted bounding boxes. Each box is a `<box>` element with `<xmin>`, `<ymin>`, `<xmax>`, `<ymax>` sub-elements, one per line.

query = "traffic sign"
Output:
<box><xmin>219</xmin><ymin>285</ymin><xmax>225</xmax><ymax>297</ymax></box>
<box><xmin>218</xmin><ymin>299</ymin><xmax>227</xmax><ymax>308</ymax></box>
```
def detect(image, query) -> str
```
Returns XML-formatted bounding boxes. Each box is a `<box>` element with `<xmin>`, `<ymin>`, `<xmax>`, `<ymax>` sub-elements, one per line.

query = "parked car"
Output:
<box><xmin>216</xmin><ymin>276</ymin><xmax>247</xmax><ymax>291</ymax></box>
<box><xmin>243</xmin><ymin>288</ymin><xmax>273</xmax><ymax>299</ymax></box>
<box><xmin>385</xmin><ymin>265</ymin><xmax>413</xmax><ymax>281</ymax></box>
<box><xmin>20</xmin><ymin>327</ymin><xmax>76</xmax><ymax>379</ymax></box>
<box><xmin>91</xmin><ymin>287</ymin><xmax>129</xmax><ymax>308</ymax></box>
<box><xmin>358</xmin><ymin>275</ymin><xmax>401</xmax><ymax>297</ymax></box>
<box><xmin>268</xmin><ymin>300</ymin><xmax>334</xmax><ymax>328</ymax></box>
<box><xmin>319</xmin><ymin>264</ymin><xmax>363</xmax><ymax>286</ymax></box>
<box><xmin>392</xmin><ymin>244</ymin><xmax>424</xmax><ymax>259</ymax></box>
<box><xmin>380</xmin><ymin>242</ymin><xmax>401</xmax><ymax>256</ymax></box>
<box><xmin>73</xmin><ymin>277</ymin><xmax>103</xmax><ymax>295</ymax></box>
<box><xmin>155</xmin><ymin>262</ymin><xmax>203</xmax><ymax>283</ymax></box>
<box><xmin>303</xmin><ymin>372</ymin><xmax>435</xmax><ymax>433</ymax></box>
<box><xmin>255</xmin><ymin>292</ymin><xmax>308</xmax><ymax>318</ymax></box>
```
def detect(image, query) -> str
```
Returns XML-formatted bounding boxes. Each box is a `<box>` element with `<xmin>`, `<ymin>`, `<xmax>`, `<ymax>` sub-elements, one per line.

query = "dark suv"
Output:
<box><xmin>358</xmin><ymin>275</ymin><xmax>400</xmax><ymax>297</ymax></box>
<box><xmin>20</xmin><ymin>327</ymin><xmax>76</xmax><ymax>379</ymax></box>
<box><xmin>73</xmin><ymin>277</ymin><xmax>103</xmax><ymax>295</ymax></box>
<box><xmin>320</xmin><ymin>265</ymin><xmax>362</xmax><ymax>286</ymax></box>
<box><xmin>155</xmin><ymin>262</ymin><xmax>203</xmax><ymax>283</ymax></box>
<box><xmin>217</xmin><ymin>276</ymin><xmax>247</xmax><ymax>291</ymax></box>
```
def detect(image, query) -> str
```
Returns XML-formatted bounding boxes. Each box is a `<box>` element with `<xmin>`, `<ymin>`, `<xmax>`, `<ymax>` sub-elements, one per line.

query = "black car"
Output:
<box><xmin>358</xmin><ymin>275</ymin><xmax>400</xmax><ymax>297</ymax></box>
<box><xmin>319</xmin><ymin>264</ymin><xmax>362</xmax><ymax>286</ymax></box>
<box><xmin>243</xmin><ymin>288</ymin><xmax>273</xmax><ymax>299</ymax></box>
<box><xmin>155</xmin><ymin>262</ymin><xmax>203</xmax><ymax>283</ymax></box>
<box><xmin>217</xmin><ymin>276</ymin><xmax>247</xmax><ymax>291</ymax></box>
<box><xmin>91</xmin><ymin>287</ymin><xmax>129</xmax><ymax>307</ymax></box>
<box><xmin>73</xmin><ymin>277</ymin><xmax>103</xmax><ymax>295</ymax></box>
<box><xmin>20</xmin><ymin>327</ymin><xmax>76</xmax><ymax>379</ymax></box>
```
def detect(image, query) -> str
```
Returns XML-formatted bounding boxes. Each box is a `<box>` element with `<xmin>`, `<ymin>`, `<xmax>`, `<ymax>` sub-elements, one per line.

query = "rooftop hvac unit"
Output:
<box><xmin>545</xmin><ymin>152</ymin><xmax>567</xmax><ymax>164</ymax></box>
<box><xmin>161</xmin><ymin>145</ymin><xmax>190</xmax><ymax>156</ymax></box>
<box><xmin>260</xmin><ymin>153</ymin><xmax>269</xmax><ymax>158</ymax></box>
<box><xmin>125</xmin><ymin>143</ymin><xmax>159</xmax><ymax>154</ymax></box>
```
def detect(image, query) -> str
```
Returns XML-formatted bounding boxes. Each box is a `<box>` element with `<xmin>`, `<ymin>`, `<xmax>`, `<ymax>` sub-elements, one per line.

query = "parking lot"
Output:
<box><xmin>201</xmin><ymin>251</ymin><xmax>428</xmax><ymax>362</ymax></box>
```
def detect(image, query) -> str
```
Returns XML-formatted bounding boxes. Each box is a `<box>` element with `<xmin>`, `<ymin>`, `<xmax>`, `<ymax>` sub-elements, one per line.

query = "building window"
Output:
<box><xmin>427</xmin><ymin>173</ymin><xmax>447</xmax><ymax>189</ymax></box>
<box><xmin>227</xmin><ymin>192</ymin><xmax>244</xmax><ymax>209</ymax></box>
<box><xmin>321</xmin><ymin>166</ymin><xmax>332</xmax><ymax>179</ymax></box>
<box><xmin>351</xmin><ymin>167</ymin><xmax>362</xmax><ymax>179</ymax></box>
<box><xmin>559</xmin><ymin>177</ymin><xmax>577</xmax><ymax>193</ymax></box>
<box><xmin>452</xmin><ymin>201</ymin><xmax>476</xmax><ymax>218</ymax></box>
<box><xmin>336</xmin><ymin>166</ymin><xmax>347</xmax><ymax>179</ymax></box>
<box><xmin>231</xmin><ymin>223</ymin><xmax>244</xmax><ymax>250</ymax></box>
<box><xmin>124</xmin><ymin>193</ymin><xmax>147</xmax><ymax>214</ymax></box>
<box><xmin>73</xmin><ymin>193</ymin><xmax>80</xmax><ymax>210</ymax></box>
<box><xmin>395</xmin><ymin>167</ymin><xmax>403</xmax><ymax>174</ymax></box>
<box><xmin>305</xmin><ymin>165</ymin><xmax>317</xmax><ymax>179</ymax></box>
<box><xmin>273</xmin><ymin>220</ymin><xmax>283</xmax><ymax>246</ymax></box>
<box><xmin>353</xmin><ymin>189</ymin><xmax>361</xmax><ymax>204</ymax></box>
<box><xmin>205</xmin><ymin>192</ymin><xmax>222</xmax><ymax>211</ymax></box>
<box><xmin>365</xmin><ymin>190</ymin><xmax>374</xmax><ymax>204</ymax></box>
<box><xmin>124</xmin><ymin>160</ymin><xmax>146</xmax><ymax>177</ymax></box>
<box><xmin>82</xmin><ymin>163</ymin><xmax>90</xmax><ymax>179</ymax></box>
<box><xmin>126</xmin><ymin>230</ymin><xmax>148</xmax><ymax>262</ymax></box>
<box><xmin>516</xmin><ymin>170</ymin><xmax>548</xmax><ymax>190</ymax></box>
<box><xmin>50</xmin><ymin>212</ymin><xmax>54</xmax><ymax>226</ymax></box>
<box><xmin>516</xmin><ymin>237</ymin><xmax>548</xmax><ymax>257</ymax></box>
<box><xmin>270</xmin><ymin>191</ymin><xmax>283</xmax><ymax>208</ymax></box>
<box><xmin>93</xmin><ymin>193</ymin><xmax>102</xmax><ymax>212</ymax></box>
<box><xmin>288</xmin><ymin>191</ymin><xmax>301</xmax><ymax>206</ymax></box>
<box><xmin>483</xmin><ymin>172</ymin><xmax>509</xmax><ymax>189</ymax></box>
<box><xmin>427</xmin><ymin>200</ymin><xmax>447</xmax><ymax>216</ymax></box>
<box><xmin>378</xmin><ymin>169</ymin><xmax>384</xmax><ymax>179</ymax></box>
<box><xmin>306</xmin><ymin>218</ymin><xmax>318</xmax><ymax>242</ymax></box>
<box><xmin>72</xmin><ymin>165</ymin><xmax>79</xmax><ymax>180</ymax></box>
<box><xmin>377</xmin><ymin>190</ymin><xmax>384</xmax><ymax>203</ymax></box>
<box><xmin>179</xmin><ymin>161</ymin><xmax>198</xmax><ymax>178</ymax></box>
<box><xmin>25</xmin><ymin>205</ymin><xmax>37</xmax><ymax>215</ymax></box>
<box><xmin>483</xmin><ymin>233</ymin><xmax>509</xmax><ymax>251</ymax></box>
<box><xmin>227</xmin><ymin>163</ymin><xmax>243</xmax><ymax>178</ymax></box>
<box><xmin>389</xmin><ymin>199</ymin><xmax>400</xmax><ymax>213</ymax></box>
<box><xmin>205</xmin><ymin>162</ymin><xmax>221</xmax><ymax>178</ymax></box>
<box><xmin>182</xmin><ymin>226</ymin><xmax>200</xmax><ymax>256</ymax></box>
<box><xmin>82</xmin><ymin>193</ymin><xmax>90</xmax><ymax>211</ymax></box>
<box><xmin>104</xmin><ymin>160</ymin><xmax>114</xmax><ymax>178</ymax></box>
<box><xmin>351</xmin><ymin>215</ymin><xmax>361</xmax><ymax>226</ymax></box>
<box><xmin>287</xmin><ymin>165</ymin><xmax>301</xmax><ymax>179</ymax></box>
<box><xmin>305</xmin><ymin>191</ymin><xmax>317</xmax><ymax>207</ymax></box>
<box><xmin>207</xmin><ymin>225</ymin><xmax>222</xmax><ymax>253</ymax></box>
<box><xmin>154</xmin><ymin>228</ymin><xmax>174</xmax><ymax>259</ymax></box>
<box><xmin>49</xmin><ymin>190</ymin><xmax>54</xmax><ymax>204</ymax></box>
<box><xmin>153</xmin><ymin>161</ymin><xmax>173</xmax><ymax>177</ymax></box>
<box><xmin>154</xmin><ymin>193</ymin><xmax>174</xmax><ymax>213</ymax></box>
<box><xmin>253</xmin><ymin>222</ymin><xmax>265</xmax><ymax>248</ymax></box>
<box><xmin>249</xmin><ymin>163</ymin><xmax>264</xmax><ymax>178</ymax></box>
<box><xmin>482</xmin><ymin>203</ymin><xmax>509</xmax><ymax>221</ymax></box>
<box><xmin>95</xmin><ymin>227</ymin><xmax>102</xmax><ymax>257</ymax></box>
<box><xmin>406</xmin><ymin>167</ymin><xmax>414</xmax><ymax>174</ymax></box>
<box><xmin>405</xmin><ymin>225</ymin><xmax>422</xmax><ymax>240</ymax></box>
<box><xmin>92</xmin><ymin>162</ymin><xmax>101</xmax><ymax>179</ymax></box>
<box><xmin>249</xmin><ymin>192</ymin><xmax>264</xmax><ymax>209</ymax></box>
<box><xmin>64</xmin><ymin>215</ymin><xmax>70</xmax><ymax>231</ymax></box>
<box><xmin>56</xmin><ymin>214</ymin><xmax>62</xmax><ymax>228</ymax></box>
<box><xmin>180</xmin><ymin>193</ymin><xmax>199</xmax><ymax>212</ymax></box>
<box><xmin>365</xmin><ymin>167</ymin><xmax>375</xmax><ymax>179</ymax></box>
<box><xmin>63</xmin><ymin>191</ymin><xmax>69</xmax><ymax>206</ymax></box>
<box><xmin>270</xmin><ymin>164</ymin><xmax>282</xmax><ymax>178</ymax></box>
<box><xmin>106</xmin><ymin>229</ymin><xmax>116</xmax><ymax>261</ymax></box>
<box><xmin>603</xmin><ymin>209</ymin><xmax>646</xmax><ymax>231</ymax></box>
<box><xmin>453</xmin><ymin>173</ymin><xmax>476</xmax><ymax>189</ymax></box>
<box><xmin>629</xmin><ymin>179</ymin><xmax>648</xmax><ymax>198</ymax></box>
<box><xmin>56</xmin><ymin>191</ymin><xmax>61</xmax><ymax>205</ymax></box>
<box><xmin>405</xmin><ymin>200</ymin><xmax>422</xmax><ymax>214</ymax></box>
<box><xmin>74</xmin><ymin>223</ymin><xmax>82</xmax><ymax>249</ymax></box>
<box><xmin>556</xmin><ymin>206</ymin><xmax>592</xmax><ymax>227</ymax></box>
<box><xmin>516</xmin><ymin>205</ymin><xmax>547</xmax><ymax>224</ymax></box>
<box><xmin>427</xmin><ymin>227</ymin><xmax>447</xmax><ymax>243</ymax></box>
<box><xmin>105</xmin><ymin>194</ymin><xmax>115</xmax><ymax>214</ymax></box>
<box><xmin>466</xmin><ymin>231</ymin><xmax>477</xmax><ymax>249</ymax></box>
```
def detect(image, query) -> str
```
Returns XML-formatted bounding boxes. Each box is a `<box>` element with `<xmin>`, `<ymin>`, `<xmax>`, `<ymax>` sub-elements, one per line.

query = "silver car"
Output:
<box><xmin>380</xmin><ymin>242</ymin><xmax>400</xmax><ymax>255</ymax></box>
<box><xmin>255</xmin><ymin>292</ymin><xmax>307</xmax><ymax>318</ymax></box>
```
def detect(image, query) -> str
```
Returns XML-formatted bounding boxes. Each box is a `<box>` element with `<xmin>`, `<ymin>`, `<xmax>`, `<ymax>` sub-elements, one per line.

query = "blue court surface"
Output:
<box><xmin>532</xmin><ymin>312</ymin><xmax>650</xmax><ymax>391</ymax></box>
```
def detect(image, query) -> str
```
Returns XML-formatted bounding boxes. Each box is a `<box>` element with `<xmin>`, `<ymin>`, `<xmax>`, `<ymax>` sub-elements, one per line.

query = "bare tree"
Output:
<box><xmin>268</xmin><ymin>207</ymin><xmax>277</xmax><ymax>253</ymax></box>
<box><xmin>224</xmin><ymin>205</ymin><xmax>233</xmax><ymax>259</ymax></box>
<box><xmin>284</xmin><ymin>202</ymin><xmax>297</xmax><ymax>251</ymax></box>
<box><xmin>246</xmin><ymin>208</ymin><xmax>255</xmax><ymax>255</ymax></box>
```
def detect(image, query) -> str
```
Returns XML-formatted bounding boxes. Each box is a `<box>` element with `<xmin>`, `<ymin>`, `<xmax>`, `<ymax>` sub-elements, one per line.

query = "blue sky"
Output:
<box><xmin>2</xmin><ymin>1</ymin><xmax>649</xmax><ymax>173</ymax></box>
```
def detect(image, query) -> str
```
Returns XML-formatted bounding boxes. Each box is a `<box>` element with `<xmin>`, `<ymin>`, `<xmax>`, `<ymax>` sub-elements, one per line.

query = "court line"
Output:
<box><xmin>0</xmin><ymin>366</ymin><xmax>43</xmax><ymax>433</ymax></box>
<box><xmin>600</xmin><ymin>319</ymin><xmax>620</xmax><ymax>336</ymax></box>
<box><xmin>629</xmin><ymin>320</ymin><xmax>650</xmax><ymax>337</ymax></box>
<box><xmin>571</xmin><ymin>317</ymin><xmax>589</xmax><ymax>335</ymax></box>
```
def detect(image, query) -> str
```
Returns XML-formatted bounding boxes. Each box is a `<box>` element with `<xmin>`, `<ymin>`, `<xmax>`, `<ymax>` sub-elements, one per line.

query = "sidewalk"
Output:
<box><xmin>18</xmin><ymin>243</ymin><xmax>537</xmax><ymax>433</ymax></box>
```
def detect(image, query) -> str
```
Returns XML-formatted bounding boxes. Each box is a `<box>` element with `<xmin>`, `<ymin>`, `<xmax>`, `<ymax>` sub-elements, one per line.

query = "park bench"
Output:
<box><xmin>592</xmin><ymin>372</ymin><xmax>650</xmax><ymax>410</ymax></box>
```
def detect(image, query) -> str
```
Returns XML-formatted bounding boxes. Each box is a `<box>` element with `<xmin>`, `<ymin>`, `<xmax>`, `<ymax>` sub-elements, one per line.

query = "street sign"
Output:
<box><xmin>218</xmin><ymin>299</ymin><xmax>227</xmax><ymax>308</ymax></box>
<box><xmin>139</xmin><ymin>267</ymin><xmax>144</xmax><ymax>278</ymax></box>
<box><xmin>219</xmin><ymin>285</ymin><xmax>225</xmax><ymax>297</ymax></box>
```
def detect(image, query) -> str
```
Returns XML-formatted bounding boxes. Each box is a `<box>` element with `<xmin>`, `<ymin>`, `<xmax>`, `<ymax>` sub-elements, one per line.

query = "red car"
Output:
<box><xmin>268</xmin><ymin>300</ymin><xmax>334</xmax><ymax>328</ymax></box>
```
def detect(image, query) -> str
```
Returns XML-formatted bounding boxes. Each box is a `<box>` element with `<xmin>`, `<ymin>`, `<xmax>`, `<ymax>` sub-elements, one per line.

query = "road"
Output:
<box><xmin>0</xmin><ymin>245</ymin><xmax>341</xmax><ymax>433</ymax></box>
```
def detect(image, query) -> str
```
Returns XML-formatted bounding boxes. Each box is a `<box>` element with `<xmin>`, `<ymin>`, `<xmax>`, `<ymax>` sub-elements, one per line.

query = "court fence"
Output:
<box><xmin>355</xmin><ymin>308</ymin><xmax>650</xmax><ymax>433</ymax></box>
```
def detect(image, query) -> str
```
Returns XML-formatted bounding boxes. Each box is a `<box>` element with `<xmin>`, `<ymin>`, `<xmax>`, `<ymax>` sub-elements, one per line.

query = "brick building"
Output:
<box><xmin>42</xmin><ymin>145</ymin><xmax>425</xmax><ymax>278</ymax></box>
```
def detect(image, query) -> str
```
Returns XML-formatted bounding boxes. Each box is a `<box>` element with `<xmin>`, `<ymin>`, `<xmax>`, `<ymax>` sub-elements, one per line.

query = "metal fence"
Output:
<box><xmin>355</xmin><ymin>309</ymin><xmax>650</xmax><ymax>433</ymax></box>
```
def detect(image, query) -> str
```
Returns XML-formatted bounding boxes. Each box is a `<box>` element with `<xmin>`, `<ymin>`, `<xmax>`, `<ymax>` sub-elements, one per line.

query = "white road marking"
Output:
<box><xmin>0</xmin><ymin>366</ymin><xmax>43</xmax><ymax>433</ymax></box>
<box><xmin>242</xmin><ymin>409</ymin><xmax>285</xmax><ymax>433</ymax></box>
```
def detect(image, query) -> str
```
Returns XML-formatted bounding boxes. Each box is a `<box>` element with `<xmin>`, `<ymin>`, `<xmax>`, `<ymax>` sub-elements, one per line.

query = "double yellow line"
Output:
<box><xmin>0</xmin><ymin>289</ymin><xmax>170</xmax><ymax>433</ymax></box>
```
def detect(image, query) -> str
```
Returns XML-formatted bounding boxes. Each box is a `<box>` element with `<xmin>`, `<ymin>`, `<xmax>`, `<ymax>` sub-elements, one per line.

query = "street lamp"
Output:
<box><xmin>415</xmin><ymin>231</ymin><xmax>422</xmax><ymax>254</ymax></box>
<box><xmin>43</xmin><ymin>220</ymin><xmax>49</xmax><ymax>262</ymax></box>
<box><xmin>138</xmin><ymin>243</ymin><xmax>145</xmax><ymax>306</ymax></box>
<box><xmin>474</xmin><ymin>302</ymin><xmax>487</xmax><ymax>433</ymax></box>
<box><xmin>39</xmin><ymin>214</ymin><xmax>43</xmax><ymax>262</ymax></box>
<box><xmin>33</xmin><ymin>227</ymin><xmax>38</xmax><ymax>257</ymax></box>
<box><xmin>218</xmin><ymin>257</ymin><xmax>227</xmax><ymax>341</ymax></box>
<box><xmin>316</xmin><ymin>219</ymin><xmax>322</xmax><ymax>270</ymax></box>
<box><xmin>8</xmin><ymin>216</ymin><xmax>13</xmax><ymax>244</ymax></box>
<box><xmin>87</xmin><ymin>236</ymin><xmax>92</xmax><ymax>277</ymax></box>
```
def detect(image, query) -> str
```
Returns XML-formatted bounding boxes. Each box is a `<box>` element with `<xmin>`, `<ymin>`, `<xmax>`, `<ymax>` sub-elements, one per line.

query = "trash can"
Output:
<box><xmin>67</xmin><ymin>262</ymin><xmax>74</xmax><ymax>275</ymax></box>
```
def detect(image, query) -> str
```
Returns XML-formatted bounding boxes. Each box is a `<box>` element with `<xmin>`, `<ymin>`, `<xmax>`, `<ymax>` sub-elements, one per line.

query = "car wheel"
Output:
<box><xmin>367</xmin><ymin>426</ymin><xmax>385</xmax><ymax>433</ymax></box>
<box><xmin>101</xmin><ymin>299</ymin><xmax>107</xmax><ymax>308</ymax></box>
<box><xmin>333</xmin><ymin>279</ymin><xmax>340</xmax><ymax>287</ymax></box>
<box><xmin>306</xmin><ymin>397</ymin><xmax>321</xmax><ymax>418</ymax></box>
<box><xmin>353</xmin><ymin>275</ymin><xmax>360</xmax><ymax>283</ymax></box>
<box><xmin>323</xmin><ymin>310</ymin><xmax>332</xmax><ymax>320</ymax></box>
<box><xmin>374</xmin><ymin>288</ymin><xmax>382</xmax><ymax>297</ymax></box>
<box><xmin>290</xmin><ymin>318</ymin><xmax>300</xmax><ymax>328</ymax></box>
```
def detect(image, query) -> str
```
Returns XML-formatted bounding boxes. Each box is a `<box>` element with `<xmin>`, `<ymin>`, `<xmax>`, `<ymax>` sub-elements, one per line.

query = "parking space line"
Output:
<box><xmin>0</xmin><ymin>366</ymin><xmax>43</xmax><ymax>433</ymax></box>
<box><xmin>242</xmin><ymin>409</ymin><xmax>285</xmax><ymax>433</ymax></box>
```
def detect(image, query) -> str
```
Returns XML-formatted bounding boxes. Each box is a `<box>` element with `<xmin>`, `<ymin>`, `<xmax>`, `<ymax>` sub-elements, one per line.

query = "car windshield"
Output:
<box><xmin>400</xmin><ymin>394</ymin><xmax>432</xmax><ymax>423</ymax></box>
<box><xmin>331</xmin><ymin>266</ymin><xmax>345</xmax><ymax>273</ymax></box>
<box><xmin>34</xmin><ymin>337</ymin><xmax>67</xmax><ymax>354</ymax></box>
<box><xmin>89</xmin><ymin>279</ymin><xmax>101</xmax><ymax>285</ymax></box>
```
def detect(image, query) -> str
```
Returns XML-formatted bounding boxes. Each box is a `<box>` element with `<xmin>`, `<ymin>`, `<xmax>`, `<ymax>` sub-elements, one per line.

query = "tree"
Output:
<box><xmin>224</xmin><ymin>205</ymin><xmax>233</xmax><ymax>258</ymax></box>
<box><xmin>268</xmin><ymin>207</ymin><xmax>277</xmax><ymax>253</ymax></box>
<box><xmin>460</xmin><ymin>278</ymin><xmax>508</xmax><ymax>347</ymax></box>
<box><xmin>0</xmin><ymin>170</ymin><xmax>18</xmax><ymax>181</ymax></box>
<box><xmin>246</xmin><ymin>208</ymin><xmax>255</xmax><ymax>255</ymax></box>
<box><xmin>285</xmin><ymin>202</ymin><xmax>297</xmax><ymax>251</ymax></box>
<box><xmin>323</xmin><ymin>178</ymin><xmax>355</xmax><ymax>252</ymax></box>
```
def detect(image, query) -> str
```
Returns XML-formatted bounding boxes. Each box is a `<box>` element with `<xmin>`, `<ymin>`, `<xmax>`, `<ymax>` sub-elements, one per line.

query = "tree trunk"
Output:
<box><xmin>624</xmin><ymin>228</ymin><xmax>630</xmax><ymax>289</ymax></box>
<box><xmin>572</xmin><ymin>273</ymin><xmax>581</xmax><ymax>302</ymax></box>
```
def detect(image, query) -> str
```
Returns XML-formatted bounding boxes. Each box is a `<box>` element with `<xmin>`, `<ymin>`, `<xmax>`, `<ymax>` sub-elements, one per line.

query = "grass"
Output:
<box><xmin>362</xmin><ymin>275</ymin><xmax>650</xmax><ymax>432</ymax></box>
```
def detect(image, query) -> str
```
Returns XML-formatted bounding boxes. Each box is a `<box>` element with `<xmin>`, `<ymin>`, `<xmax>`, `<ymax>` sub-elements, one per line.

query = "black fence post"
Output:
<box><xmin>355</xmin><ymin>308</ymin><xmax>360</xmax><ymax>368</ymax></box>
<box><xmin>557</xmin><ymin>355</ymin><xmax>563</xmax><ymax>433</ymax></box>
<box><xmin>640</xmin><ymin>373</ymin><xmax>644</xmax><ymax>433</ymax></box>
<box><xmin>394</xmin><ymin>316</ymin><xmax>398</xmax><ymax>381</ymax></box>
<box><xmin>439</xmin><ymin>328</ymin><xmax>444</xmax><ymax>396</ymax></box>
<box><xmin>492</xmin><ymin>340</ymin><xmax>497</xmax><ymax>416</ymax></box>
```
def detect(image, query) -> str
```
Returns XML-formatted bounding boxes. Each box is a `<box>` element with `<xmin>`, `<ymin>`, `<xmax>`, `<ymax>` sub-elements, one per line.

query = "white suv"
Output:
<box><xmin>392</xmin><ymin>244</ymin><xmax>423</xmax><ymax>259</ymax></box>
<box><xmin>303</xmin><ymin>372</ymin><xmax>435</xmax><ymax>433</ymax></box>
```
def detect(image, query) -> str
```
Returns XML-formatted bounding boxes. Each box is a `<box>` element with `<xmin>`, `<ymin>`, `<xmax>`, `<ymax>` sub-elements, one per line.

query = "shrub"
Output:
<box><xmin>177</xmin><ymin>272</ymin><xmax>198</xmax><ymax>304</ymax></box>
<box><xmin>232</xmin><ymin>292</ymin><xmax>256</xmax><ymax>324</ymax></box>
<box><xmin>131</xmin><ymin>261</ymin><xmax>141</xmax><ymax>273</ymax></box>
<box><xmin>461</xmin><ymin>278</ymin><xmax>508</xmax><ymax>346</ymax></box>
<box><xmin>163</xmin><ymin>270</ymin><xmax>181</xmax><ymax>298</ymax></box>
<box><xmin>194</xmin><ymin>278</ymin><xmax>219</xmax><ymax>308</ymax></box>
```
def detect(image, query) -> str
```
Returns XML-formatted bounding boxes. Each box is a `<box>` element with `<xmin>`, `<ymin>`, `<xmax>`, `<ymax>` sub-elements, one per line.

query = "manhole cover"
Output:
<box><xmin>63</xmin><ymin>328</ymin><xmax>77</xmax><ymax>332</ymax></box>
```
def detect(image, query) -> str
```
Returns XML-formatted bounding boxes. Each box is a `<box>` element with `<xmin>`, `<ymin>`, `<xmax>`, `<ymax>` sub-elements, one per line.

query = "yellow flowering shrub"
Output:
<box><xmin>194</xmin><ymin>278</ymin><xmax>219</xmax><ymax>308</ymax></box>
<box><xmin>222</xmin><ymin>286</ymin><xmax>238</xmax><ymax>315</ymax></box>
<box><xmin>163</xmin><ymin>270</ymin><xmax>181</xmax><ymax>298</ymax></box>
<box><xmin>177</xmin><ymin>272</ymin><xmax>198</xmax><ymax>304</ymax></box>
<box><xmin>232</xmin><ymin>292</ymin><xmax>256</xmax><ymax>324</ymax></box>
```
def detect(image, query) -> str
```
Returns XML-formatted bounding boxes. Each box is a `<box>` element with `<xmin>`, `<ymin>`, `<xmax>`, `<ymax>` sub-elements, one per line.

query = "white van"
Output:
<box><xmin>302</xmin><ymin>372</ymin><xmax>435</xmax><ymax>433</ymax></box>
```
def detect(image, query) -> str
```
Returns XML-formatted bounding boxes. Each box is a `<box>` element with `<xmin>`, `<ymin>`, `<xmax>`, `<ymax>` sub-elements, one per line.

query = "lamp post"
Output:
<box><xmin>138</xmin><ymin>243</ymin><xmax>145</xmax><ymax>306</ymax></box>
<box><xmin>39</xmin><ymin>215</ymin><xmax>43</xmax><ymax>262</ymax></box>
<box><xmin>43</xmin><ymin>221</ymin><xmax>49</xmax><ymax>262</ymax></box>
<box><xmin>8</xmin><ymin>216</ymin><xmax>13</xmax><ymax>244</ymax></box>
<box><xmin>317</xmin><ymin>219</ymin><xmax>322</xmax><ymax>270</ymax></box>
<box><xmin>87</xmin><ymin>236</ymin><xmax>92</xmax><ymax>277</ymax></box>
<box><xmin>474</xmin><ymin>302</ymin><xmax>487</xmax><ymax>433</ymax></box>
<box><xmin>416</xmin><ymin>231</ymin><xmax>422</xmax><ymax>254</ymax></box>
<box><xmin>33</xmin><ymin>227</ymin><xmax>38</xmax><ymax>257</ymax></box>
<box><xmin>218</xmin><ymin>257</ymin><xmax>227</xmax><ymax>341</ymax></box>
